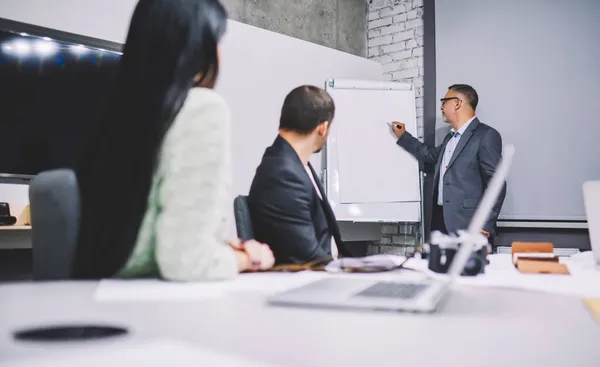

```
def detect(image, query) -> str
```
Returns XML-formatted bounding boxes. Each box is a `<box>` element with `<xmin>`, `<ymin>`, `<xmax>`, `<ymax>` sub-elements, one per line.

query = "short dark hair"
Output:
<box><xmin>449</xmin><ymin>84</ymin><xmax>478</xmax><ymax>111</ymax></box>
<box><xmin>279</xmin><ymin>85</ymin><xmax>335</xmax><ymax>134</ymax></box>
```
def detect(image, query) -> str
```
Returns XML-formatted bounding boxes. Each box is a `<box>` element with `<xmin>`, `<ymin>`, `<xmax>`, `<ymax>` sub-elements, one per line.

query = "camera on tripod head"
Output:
<box><xmin>423</xmin><ymin>230</ymin><xmax>490</xmax><ymax>276</ymax></box>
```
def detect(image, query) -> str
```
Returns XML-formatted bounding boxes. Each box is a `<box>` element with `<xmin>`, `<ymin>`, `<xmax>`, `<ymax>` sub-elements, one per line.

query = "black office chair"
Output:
<box><xmin>233</xmin><ymin>195</ymin><xmax>254</xmax><ymax>241</ymax></box>
<box><xmin>29</xmin><ymin>169</ymin><xmax>80</xmax><ymax>280</ymax></box>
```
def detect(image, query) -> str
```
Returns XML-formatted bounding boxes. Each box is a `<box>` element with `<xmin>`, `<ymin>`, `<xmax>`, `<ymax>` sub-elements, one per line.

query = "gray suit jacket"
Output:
<box><xmin>397</xmin><ymin>118</ymin><xmax>506</xmax><ymax>236</ymax></box>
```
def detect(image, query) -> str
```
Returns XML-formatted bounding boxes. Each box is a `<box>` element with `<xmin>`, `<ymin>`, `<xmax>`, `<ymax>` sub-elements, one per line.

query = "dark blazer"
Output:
<box><xmin>248</xmin><ymin>135</ymin><xmax>351</xmax><ymax>264</ymax></box>
<box><xmin>397</xmin><ymin>118</ymin><xmax>506</xmax><ymax>236</ymax></box>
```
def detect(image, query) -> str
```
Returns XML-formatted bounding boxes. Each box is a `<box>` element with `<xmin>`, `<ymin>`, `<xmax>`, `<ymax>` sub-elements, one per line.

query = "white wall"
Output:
<box><xmin>435</xmin><ymin>0</ymin><xmax>600</xmax><ymax>221</ymax></box>
<box><xmin>217</xmin><ymin>21</ymin><xmax>383</xmax><ymax>199</ymax></box>
<box><xmin>0</xmin><ymin>184</ymin><xmax>28</xmax><ymax>220</ymax></box>
<box><xmin>0</xmin><ymin>0</ymin><xmax>384</xmax><ymax>238</ymax></box>
<box><xmin>0</xmin><ymin>0</ymin><xmax>137</xmax><ymax>43</ymax></box>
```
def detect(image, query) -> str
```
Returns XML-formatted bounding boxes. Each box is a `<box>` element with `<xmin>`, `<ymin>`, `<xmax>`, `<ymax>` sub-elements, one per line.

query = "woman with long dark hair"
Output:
<box><xmin>72</xmin><ymin>0</ymin><xmax>274</xmax><ymax>280</ymax></box>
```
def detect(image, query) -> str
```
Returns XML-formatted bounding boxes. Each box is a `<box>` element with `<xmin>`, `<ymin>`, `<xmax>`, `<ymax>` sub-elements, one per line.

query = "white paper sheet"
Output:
<box><xmin>94</xmin><ymin>279</ymin><xmax>230</xmax><ymax>302</ymax></box>
<box><xmin>365</xmin><ymin>253</ymin><xmax>600</xmax><ymax>298</ymax></box>
<box><xmin>94</xmin><ymin>271</ymin><xmax>329</xmax><ymax>302</ymax></box>
<box><xmin>94</xmin><ymin>255</ymin><xmax>600</xmax><ymax>302</ymax></box>
<box><xmin>5</xmin><ymin>339</ymin><xmax>280</xmax><ymax>367</ymax></box>
<box><xmin>224</xmin><ymin>271</ymin><xmax>329</xmax><ymax>294</ymax></box>
<box><xmin>443</xmin><ymin>254</ymin><xmax>600</xmax><ymax>298</ymax></box>
<box><xmin>325</xmin><ymin>254</ymin><xmax>407</xmax><ymax>272</ymax></box>
<box><xmin>332</xmin><ymin>88</ymin><xmax>421</xmax><ymax>204</ymax></box>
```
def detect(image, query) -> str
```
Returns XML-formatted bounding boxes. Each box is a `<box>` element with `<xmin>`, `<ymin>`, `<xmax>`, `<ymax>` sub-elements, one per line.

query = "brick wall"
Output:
<box><xmin>367</xmin><ymin>0</ymin><xmax>425</xmax><ymax>255</ymax></box>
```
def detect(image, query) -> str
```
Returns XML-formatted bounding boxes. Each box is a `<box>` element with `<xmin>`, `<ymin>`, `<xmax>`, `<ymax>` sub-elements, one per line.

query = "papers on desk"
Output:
<box><xmin>94</xmin><ymin>279</ymin><xmax>228</xmax><ymax>302</ymax></box>
<box><xmin>94</xmin><ymin>253</ymin><xmax>600</xmax><ymax>302</ymax></box>
<box><xmin>325</xmin><ymin>254</ymin><xmax>407</xmax><ymax>272</ymax></box>
<box><xmin>226</xmin><ymin>270</ymin><xmax>328</xmax><ymax>293</ymax></box>
<box><xmin>94</xmin><ymin>271</ymin><xmax>328</xmax><ymax>302</ymax></box>
<box><xmin>454</xmin><ymin>254</ymin><xmax>600</xmax><ymax>298</ymax></box>
<box><xmin>5</xmin><ymin>339</ymin><xmax>280</xmax><ymax>367</ymax></box>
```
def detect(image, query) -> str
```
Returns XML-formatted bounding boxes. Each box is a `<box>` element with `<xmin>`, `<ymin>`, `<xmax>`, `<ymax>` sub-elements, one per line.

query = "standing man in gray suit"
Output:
<box><xmin>391</xmin><ymin>84</ymin><xmax>505</xmax><ymax>244</ymax></box>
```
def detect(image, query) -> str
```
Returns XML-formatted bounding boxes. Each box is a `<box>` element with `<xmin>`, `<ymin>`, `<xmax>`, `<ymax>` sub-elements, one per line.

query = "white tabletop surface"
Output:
<box><xmin>1</xmin><ymin>254</ymin><xmax>600</xmax><ymax>367</ymax></box>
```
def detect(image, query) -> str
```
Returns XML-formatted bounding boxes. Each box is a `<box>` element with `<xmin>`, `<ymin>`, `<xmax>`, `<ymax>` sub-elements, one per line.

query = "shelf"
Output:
<box><xmin>0</xmin><ymin>225</ymin><xmax>31</xmax><ymax>231</ymax></box>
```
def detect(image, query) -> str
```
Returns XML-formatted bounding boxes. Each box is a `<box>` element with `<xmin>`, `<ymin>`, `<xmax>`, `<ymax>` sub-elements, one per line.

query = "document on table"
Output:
<box><xmin>94</xmin><ymin>254</ymin><xmax>600</xmax><ymax>302</ymax></box>
<box><xmin>325</xmin><ymin>254</ymin><xmax>408</xmax><ymax>272</ymax></box>
<box><xmin>453</xmin><ymin>253</ymin><xmax>600</xmax><ymax>298</ymax></box>
<box><xmin>94</xmin><ymin>271</ymin><xmax>329</xmax><ymax>302</ymax></box>
<box><xmin>5</xmin><ymin>339</ymin><xmax>281</xmax><ymax>367</ymax></box>
<box><xmin>224</xmin><ymin>271</ymin><xmax>328</xmax><ymax>293</ymax></box>
<box><xmin>94</xmin><ymin>279</ymin><xmax>228</xmax><ymax>302</ymax></box>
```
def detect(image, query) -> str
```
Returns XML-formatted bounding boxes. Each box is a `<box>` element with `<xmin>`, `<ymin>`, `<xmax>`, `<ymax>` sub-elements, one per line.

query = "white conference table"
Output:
<box><xmin>1</xmin><ymin>255</ymin><xmax>600</xmax><ymax>367</ymax></box>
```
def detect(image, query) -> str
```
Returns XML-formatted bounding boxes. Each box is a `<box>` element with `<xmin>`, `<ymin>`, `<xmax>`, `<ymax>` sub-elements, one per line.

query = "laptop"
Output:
<box><xmin>267</xmin><ymin>144</ymin><xmax>515</xmax><ymax>313</ymax></box>
<box><xmin>583</xmin><ymin>180</ymin><xmax>600</xmax><ymax>265</ymax></box>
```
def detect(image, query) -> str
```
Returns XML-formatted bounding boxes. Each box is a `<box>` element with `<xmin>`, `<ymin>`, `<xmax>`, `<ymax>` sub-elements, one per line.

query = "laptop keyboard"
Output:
<box><xmin>354</xmin><ymin>282</ymin><xmax>427</xmax><ymax>299</ymax></box>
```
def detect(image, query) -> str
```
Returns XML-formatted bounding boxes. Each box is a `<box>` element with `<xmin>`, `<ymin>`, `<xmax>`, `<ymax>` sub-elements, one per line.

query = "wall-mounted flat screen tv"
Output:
<box><xmin>0</xmin><ymin>18</ymin><xmax>122</xmax><ymax>179</ymax></box>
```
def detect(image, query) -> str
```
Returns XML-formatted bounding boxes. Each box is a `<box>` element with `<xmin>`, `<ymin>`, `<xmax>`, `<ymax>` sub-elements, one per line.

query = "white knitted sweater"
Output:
<box><xmin>118</xmin><ymin>88</ymin><xmax>237</xmax><ymax>281</ymax></box>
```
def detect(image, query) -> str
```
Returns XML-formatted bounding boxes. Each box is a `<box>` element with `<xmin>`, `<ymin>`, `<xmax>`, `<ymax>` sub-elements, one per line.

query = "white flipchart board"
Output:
<box><xmin>324</xmin><ymin>78</ymin><xmax>422</xmax><ymax>223</ymax></box>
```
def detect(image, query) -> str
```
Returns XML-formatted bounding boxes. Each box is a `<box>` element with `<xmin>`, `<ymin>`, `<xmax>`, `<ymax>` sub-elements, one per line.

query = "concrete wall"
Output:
<box><xmin>220</xmin><ymin>0</ymin><xmax>367</xmax><ymax>57</ymax></box>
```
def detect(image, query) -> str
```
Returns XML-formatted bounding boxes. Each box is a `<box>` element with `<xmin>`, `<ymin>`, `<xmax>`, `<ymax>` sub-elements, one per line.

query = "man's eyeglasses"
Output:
<box><xmin>440</xmin><ymin>97</ymin><xmax>461</xmax><ymax>105</ymax></box>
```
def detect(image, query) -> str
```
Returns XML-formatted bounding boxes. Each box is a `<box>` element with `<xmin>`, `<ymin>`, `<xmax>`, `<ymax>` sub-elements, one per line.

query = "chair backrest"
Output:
<box><xmin>29</xmin><ymin>169</ymin><xmax>80</xmax><ymax>280</ymax></box>
<box><xmin>233</xmin><ymin>195</ymin><xmax>254</xmax><ymax>241</ymax></box>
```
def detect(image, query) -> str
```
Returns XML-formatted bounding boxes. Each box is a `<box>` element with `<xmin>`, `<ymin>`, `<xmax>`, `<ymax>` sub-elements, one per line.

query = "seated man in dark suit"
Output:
<box><xmin>248</xmin><ymin>85</ymin><xmax>352</xmax><ymax>264</ymax></box>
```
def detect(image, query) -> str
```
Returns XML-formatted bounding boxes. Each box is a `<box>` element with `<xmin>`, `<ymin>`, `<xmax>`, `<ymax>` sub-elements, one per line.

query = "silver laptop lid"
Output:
<box><xmin>446</xmin><ymin>144</ymin><xmax>515</xmax><ymax>280</ymax></box>
<box><xmin>583</xmin><ymin>180</ymin><xmax>600</xmax><ymax>265</ymax></box>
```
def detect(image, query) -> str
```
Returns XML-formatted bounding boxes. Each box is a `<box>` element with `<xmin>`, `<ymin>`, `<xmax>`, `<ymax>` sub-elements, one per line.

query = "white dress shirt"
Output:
<box><xmin>304</xmin><ymin>165</ymin><xmax>339</xmax><ymax>259</ymax></box>
<box><xmin>437</xmin><ymin>116</ymin><xmax>476</xmax><ymax>206</ymax></box>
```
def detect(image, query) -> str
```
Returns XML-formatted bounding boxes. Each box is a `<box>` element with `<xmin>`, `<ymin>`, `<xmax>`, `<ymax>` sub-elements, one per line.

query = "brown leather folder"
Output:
<box><xmin>511</xmin><ymin>242</ymin><xmax>570</xmax><ymax>275</ymax></box>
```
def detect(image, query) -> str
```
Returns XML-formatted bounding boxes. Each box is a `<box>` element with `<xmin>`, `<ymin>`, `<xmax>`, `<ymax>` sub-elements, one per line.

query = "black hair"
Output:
<box><xmin>279</xmin><ymin>85</ymin><xmax>335</xmax><ymax>134</ymax></box>
<box><xmin>72</xmin><ymin>0</ymin><xmax>228</xmax><ymax>279</ymax></box>
<box><xmin>449</xmin><ymin>84</ymin><xmax>479</xmax><ymax>111</ymax></box>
